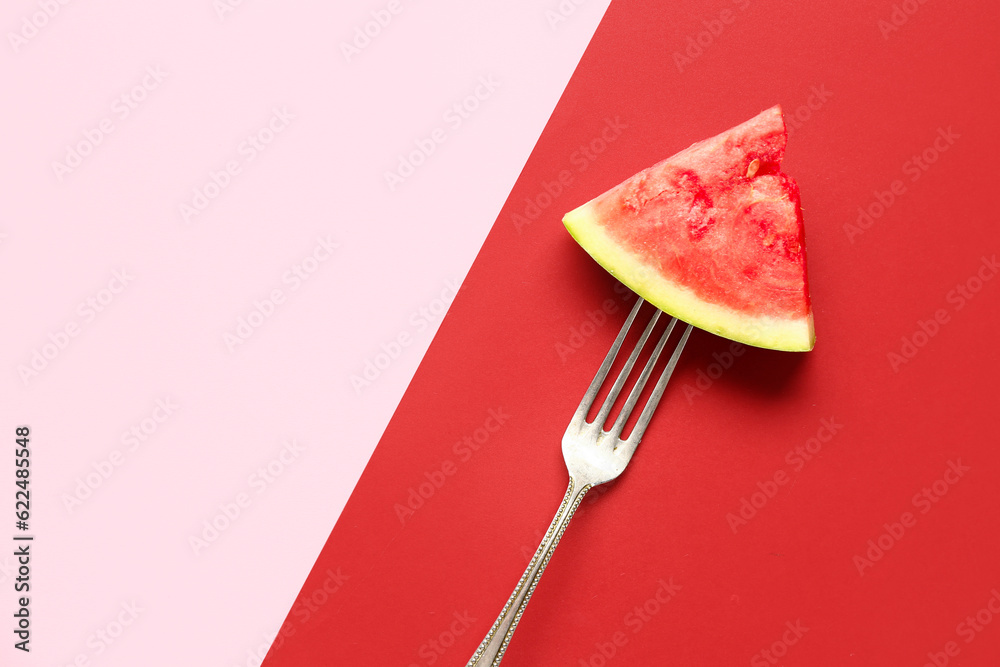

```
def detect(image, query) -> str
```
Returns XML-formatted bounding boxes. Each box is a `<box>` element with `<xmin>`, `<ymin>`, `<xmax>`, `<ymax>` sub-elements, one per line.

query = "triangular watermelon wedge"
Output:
<box><xmin>563</xmin><ymin>105</ymin><xmax>814</xmax><ymax>351</ymax></box>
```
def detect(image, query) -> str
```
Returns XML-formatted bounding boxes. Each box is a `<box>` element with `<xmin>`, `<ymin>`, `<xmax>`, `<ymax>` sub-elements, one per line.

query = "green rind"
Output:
<box><xmin>564</xmin><ymin>203</ymin><xmax>816</xmax><ymax>352</ymax></box>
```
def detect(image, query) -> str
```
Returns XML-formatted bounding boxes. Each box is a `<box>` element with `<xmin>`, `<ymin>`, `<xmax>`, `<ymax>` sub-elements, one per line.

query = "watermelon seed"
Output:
<box><xmin>746</xmin><ymin>158</ymin><xmax>761</xmax><ymax>178</ymax></box>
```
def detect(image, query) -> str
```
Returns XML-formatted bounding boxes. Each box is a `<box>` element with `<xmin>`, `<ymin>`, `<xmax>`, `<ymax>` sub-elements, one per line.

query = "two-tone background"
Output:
<box><xmin>3</xmin><ymin>1</ymin><xmax>999</xmax><ymax>665</ymax></box>
<box><xmin>2</xmin><ymin>1</ymin><xmax>609</xmax><ymax>664</ymax></box>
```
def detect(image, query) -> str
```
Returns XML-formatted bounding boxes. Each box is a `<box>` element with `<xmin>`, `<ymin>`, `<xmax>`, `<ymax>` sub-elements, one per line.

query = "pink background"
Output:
<box><xmin>1</xmin><ymin>1</ymin><xmax>611</xmax><ymax>664</ymax></box>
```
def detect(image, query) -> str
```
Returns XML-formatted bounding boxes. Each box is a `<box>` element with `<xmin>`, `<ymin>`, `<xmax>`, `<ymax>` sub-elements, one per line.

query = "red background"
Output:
<box><xmin>263</xmin><ymin>0</ymin><xmax>1000</xmax><ymax>664</ymax></box>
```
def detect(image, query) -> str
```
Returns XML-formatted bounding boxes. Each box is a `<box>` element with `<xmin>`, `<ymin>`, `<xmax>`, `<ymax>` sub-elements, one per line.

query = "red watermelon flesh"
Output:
<box><xmin>563</xmin><ymin>105</ymin><xmax>814</xmax><ymax>351</ymax></box>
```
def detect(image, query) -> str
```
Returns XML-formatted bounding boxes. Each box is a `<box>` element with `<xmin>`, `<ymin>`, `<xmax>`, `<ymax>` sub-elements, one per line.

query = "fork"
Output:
<box><xmin>466</xmin><ymin>296</ymin><xmax>693</xmax><ymax>666</ymax></box>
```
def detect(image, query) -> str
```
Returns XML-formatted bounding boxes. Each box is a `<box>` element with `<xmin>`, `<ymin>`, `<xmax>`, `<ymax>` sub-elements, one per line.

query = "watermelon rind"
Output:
<box><xmin>564</xmin><ymin>204</ymin><xmax>815</xmax><ymax>351</ymax></box>
<box><xmin>562</xmin><ymin>106</ymin><xmax>815</xmax><ymax>352</ymax></box>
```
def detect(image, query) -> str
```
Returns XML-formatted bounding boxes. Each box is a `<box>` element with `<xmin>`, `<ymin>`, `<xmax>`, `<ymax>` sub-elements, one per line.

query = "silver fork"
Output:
<box><xmin>466</xmin><ymin>296</ymin><xmax>693</xmax><ymax>666</ymax></box>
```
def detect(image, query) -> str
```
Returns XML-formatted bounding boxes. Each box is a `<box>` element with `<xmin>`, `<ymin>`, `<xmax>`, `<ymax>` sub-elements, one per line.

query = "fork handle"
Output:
<box><xmin>465</xmin><ymin>477</ymin><xmax>591</xmax><ymax>667</ymax></box>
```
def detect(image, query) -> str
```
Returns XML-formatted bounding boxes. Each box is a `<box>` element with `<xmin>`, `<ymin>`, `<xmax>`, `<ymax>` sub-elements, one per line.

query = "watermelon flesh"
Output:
<box><xmin>563</xmin><ymin>105</ymin><xmax>814</xmax><ymax>351</ymax></box>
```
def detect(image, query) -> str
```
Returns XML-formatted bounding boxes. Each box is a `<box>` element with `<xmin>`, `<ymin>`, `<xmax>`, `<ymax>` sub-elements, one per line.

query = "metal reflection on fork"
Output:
<box><xmin>466</xmin><ymin>297</ymin><xmax>693</xmax><ymax>666</ymax></box>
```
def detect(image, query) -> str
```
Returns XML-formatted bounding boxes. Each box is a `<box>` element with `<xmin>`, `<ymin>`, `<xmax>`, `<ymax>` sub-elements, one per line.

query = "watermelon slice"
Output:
<box><xmin>563</xmin><ymin>105</ymin><xmax>814</xmax><ymax>351</ymax></box>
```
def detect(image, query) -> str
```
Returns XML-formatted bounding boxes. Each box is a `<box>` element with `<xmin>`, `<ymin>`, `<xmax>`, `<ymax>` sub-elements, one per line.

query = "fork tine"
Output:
<box><xmin>622</xmin><ymin>322</ymin><xmax>693</xmax><ymax>445</ymax></box>
<box><xmin>572</xmin><ymin>297</ymin><xmax>644</xmax><ymax>425</ymax></box>
<box><xmin>606</xmin><ymin>315</ymin><xmax>679</xmax><ymax>439</ymax></box>
<box><xmin>591</xmin><ymin>308</ymin><xmax>661</xmax><ymax>429</ymax></box>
